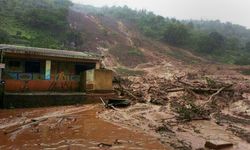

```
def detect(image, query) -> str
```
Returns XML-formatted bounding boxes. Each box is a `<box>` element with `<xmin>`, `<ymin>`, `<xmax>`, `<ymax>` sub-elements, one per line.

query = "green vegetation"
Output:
<box><xmin>127</xmin><ymin>48</ymin><xmax>143</xmax><ymax>56</ymax></box>
<box><xmin>240</xmin><ymin>69</ymin><xmax>250</xmax><ymax>76</ymax></box>
<box><xmin>1</xmin><ymin>1</ymin><xmax>250</xmax><ymax>65</ymax></box>
<box><xmin>0</xmin><ymin>0</ymin><xmax>83</xmax><ymax>49</ymax></box>
<box><xmin>115</xmin><ymin>67</ymin><xmax>144</xmax><ymax>76</ymax></box>
<box><xmin>81</xmin><ymin>5</ymin><xmax>250</xmax><ymax>65</ymax></box>
<box><xmin>172</xmin><ymin>101</ymin><xmax>209</xmax><ymax>122</ymax></box>
<box><xmin>162</xmin><ymin>22</ymin><xmax>189</xmax><ymax>46</ymax></box>
<box><xmin>166</xmin><ymin>50</ymin><xmax>199</xmax><ymax>64</ymax></box>
<box><xmin>110</xmin><ymin>45</ymin><xmax>146</xmax><ymax>67</ymax></box>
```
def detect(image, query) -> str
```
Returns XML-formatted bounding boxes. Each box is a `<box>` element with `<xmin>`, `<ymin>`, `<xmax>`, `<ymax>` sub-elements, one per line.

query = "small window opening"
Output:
<box><xmin>75</xmin><ymin>63</ymin><xmax>95</xmax><ymax>75</ymax></box>
<box><xmin>25</xmin><ymin>61</ymin><xmax>41</xmax><ymax>73</ymax></box>
<box><xmin>9</xmin><ymin>61</ymin><xmax>21</xmax><ymax>68</ymax></box>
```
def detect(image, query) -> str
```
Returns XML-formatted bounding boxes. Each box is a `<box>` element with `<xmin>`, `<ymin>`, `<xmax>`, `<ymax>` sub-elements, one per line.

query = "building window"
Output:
<box><xmin>75</xmin><ymin>64</ymin><xmax>85</xmax><ymax>75</ymax></box>
<box><xmin>9</xmin><ymin>61</ymin><xmax>21</xmax><ymax>68</ymax></box>
<box><xmin>25</xmin><ymin>61</ymin><xmax>41</xmax><ymax>73</ymax></box>
<box><xmin>75</xmin><ymin>63</ymin><xmax>96</xmax><ymax>75</ymax></box>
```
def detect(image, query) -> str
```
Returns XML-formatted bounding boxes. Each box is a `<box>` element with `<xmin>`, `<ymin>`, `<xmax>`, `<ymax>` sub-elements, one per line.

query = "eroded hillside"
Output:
<box><xmin>69</xmin><ymin>4</ymin><xmax>211</xmax><ymax>76</ymax></box>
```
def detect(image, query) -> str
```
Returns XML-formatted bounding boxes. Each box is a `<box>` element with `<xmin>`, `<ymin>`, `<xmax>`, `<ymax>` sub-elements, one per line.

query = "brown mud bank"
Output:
<box><xmin>0</xmin><ymin>105</ymin><xmax>168</xmax><ymax>150</ymax></box>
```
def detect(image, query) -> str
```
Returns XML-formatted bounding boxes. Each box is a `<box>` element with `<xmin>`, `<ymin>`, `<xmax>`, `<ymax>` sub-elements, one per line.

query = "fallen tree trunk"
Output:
<box><xmin>207</xmin><ymin>87</ymin><xmax>226</xmax><ymax>102</ymax></box>
<box><xmin>124</xmin><ymin>89</ymin><xmax>138</xmax><ymax>100</ymax></box>
<box><xmin>166</xmin><ymin>87</ymin><xmax>233</xmax><ymax>93</ymax></box>
<box><xmin>4</xmin><ymin>118</ymin><xmax>48</xmax><ymax>135</ymax></box>
<box><xmin>100</xmin><ymin>97</ymin><xmax>107</xmax><ymax>107</ymax></box>
<box><xmin>165</xmin><ymin>88</ymin><xmax>185</xmax><ymax>92</ymax></box>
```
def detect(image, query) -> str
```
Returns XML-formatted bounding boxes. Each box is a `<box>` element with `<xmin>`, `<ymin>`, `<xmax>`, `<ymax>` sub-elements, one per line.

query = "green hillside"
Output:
<box><xmin>80</xmin><ymin>5</ymin><xmax>250</xmax><ymax>65</ymax></box>
<box><xmin>0</xmin><ymin>0</ymin><xmax>83</xmax><ymax>49</ymax></box>
<box><xmin>1</xmin><ymin>1</ymin><xmax>250</xmax><ymax>65</ymax></box>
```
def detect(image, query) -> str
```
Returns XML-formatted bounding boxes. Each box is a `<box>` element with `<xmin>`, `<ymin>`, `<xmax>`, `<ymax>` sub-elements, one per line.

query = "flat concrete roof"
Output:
<box><xmin>0</xmin><ymin>44</ymin><xmax>100</xmax><ymax>61</ymax></box>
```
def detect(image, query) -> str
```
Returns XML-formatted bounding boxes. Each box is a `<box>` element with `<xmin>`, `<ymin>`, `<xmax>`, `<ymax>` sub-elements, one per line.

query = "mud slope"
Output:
<box><xmin>68</xmin><ymin>4</ymin><xmax>209</xmax><ymax>71</ymax></box>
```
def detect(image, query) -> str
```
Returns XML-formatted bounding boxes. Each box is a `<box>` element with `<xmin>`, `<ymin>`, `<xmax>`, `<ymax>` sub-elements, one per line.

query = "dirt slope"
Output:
<box><xmin>68</xmin><ymin>5</ymin><xmax>209</xmax><ymax>73</ymax></box>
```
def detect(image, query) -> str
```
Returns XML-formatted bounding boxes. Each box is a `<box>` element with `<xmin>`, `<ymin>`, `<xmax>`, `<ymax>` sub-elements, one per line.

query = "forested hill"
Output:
<box><xmin>77</xmin><ymin>5</ymin><xmax>250</xmax><ymax>65</ymax></box>
<box><xmin>1</xmin><ymin>0</ymin><xmax>250</xmax><ymax>65</ymax></box>
<box><xmin>0</xmin><ymin>0</ymin><xmax>79</xmax><ymax>49</ymax></box>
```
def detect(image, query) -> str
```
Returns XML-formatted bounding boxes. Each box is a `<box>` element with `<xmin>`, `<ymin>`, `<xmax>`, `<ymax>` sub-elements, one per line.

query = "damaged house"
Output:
<box><xmin>0</xmin><ymin>44</ymin><xmax>113</xmax><ymax>108</ymax></box>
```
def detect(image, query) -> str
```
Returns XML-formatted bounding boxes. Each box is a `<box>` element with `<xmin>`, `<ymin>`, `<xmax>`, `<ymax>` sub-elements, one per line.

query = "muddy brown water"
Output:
<box><xmin>0</xmin><ymin>105</ymin><xmax>168</xmax><ymax>150</ymax></box>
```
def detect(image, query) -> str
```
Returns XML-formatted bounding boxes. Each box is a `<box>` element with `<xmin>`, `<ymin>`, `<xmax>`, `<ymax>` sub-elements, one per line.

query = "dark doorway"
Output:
<box><xmin>9</xmin><ymin>61</ymin><xmax>21</xmax><ymax>68</ymax></box>
<box><xmin>25</xmin><ymin>61</ymin><xmax>41</xmax><ymax>73</ymax></box>
<box><xmin>75</xmin><ymin>63</ymin><xmax>95</xmax><ymax>75</ymax></box>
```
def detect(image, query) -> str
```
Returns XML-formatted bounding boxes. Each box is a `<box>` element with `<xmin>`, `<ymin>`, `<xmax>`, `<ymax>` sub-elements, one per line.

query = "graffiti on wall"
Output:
<box><xmin>57</xmin><ymin>72</ymin><xmax>66</xmax><ymax>80</ymax></box>
<box><xmin>18</xmin><ymin>73</ymin><xmax>32</xmax><ymax>80</ymax></box>
<box><xmin>6</xmin><ymin>80</ymin><xmax>78</xmax><ymax>92</ymax></box>
<box><xmin>20</xmin><ymin>80</ymin><xmax>30</xmax><ymax>92</ymax></box>
<box><xmin>48</xmin><ymin>81</ymin><xmax>74</xmax><ymax>91</ymax></box>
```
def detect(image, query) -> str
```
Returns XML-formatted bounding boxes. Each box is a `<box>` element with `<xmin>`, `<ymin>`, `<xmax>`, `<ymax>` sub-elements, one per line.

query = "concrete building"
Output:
<box><xmin>0</xmin><ymin>44</ymin><xmax>113</xmax><ymax>108</ymax></box>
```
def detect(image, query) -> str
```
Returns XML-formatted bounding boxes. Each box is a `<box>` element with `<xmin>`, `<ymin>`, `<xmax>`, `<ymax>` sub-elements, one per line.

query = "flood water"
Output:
<box><xmin>0</xmin><ymin>105</ymin><xmax>168</xmax><ymax>150</ymax></box>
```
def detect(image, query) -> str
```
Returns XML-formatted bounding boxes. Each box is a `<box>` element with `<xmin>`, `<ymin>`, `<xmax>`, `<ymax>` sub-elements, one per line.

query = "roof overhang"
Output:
<box><xmin>0</xmin><ymin>44</ymin><xmax>100</xmax><ymax>62</ymax></box>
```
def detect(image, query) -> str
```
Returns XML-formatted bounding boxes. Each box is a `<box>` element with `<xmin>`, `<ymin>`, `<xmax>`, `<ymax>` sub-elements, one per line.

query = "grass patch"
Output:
<box><xmin>166</xmin><ymin>50</ymin><xmax>198</xmax><ymax>64</ymax></box>
<box><xmin>127</xmin><ymin>48</ymin><xmax>143</xmax><ymax>56</ymax></box>
<box><xmin>240</xmin><ymin>69</ymin><xmax>250</xmax><ymax>75</ymax></box>
<box><xmin>171</xmin><ymin>100</ymin><xmax>210</xmax><ymax>122</ymax></box>
<box><xmin>110</xmin><ymin>45</ymin><xmax>146</xmax><ymax>67</ymax></box>
<box><xmin>115</xmin><ymin>67</ymin><xmax>144</xmax><ymax>76</ymax></box>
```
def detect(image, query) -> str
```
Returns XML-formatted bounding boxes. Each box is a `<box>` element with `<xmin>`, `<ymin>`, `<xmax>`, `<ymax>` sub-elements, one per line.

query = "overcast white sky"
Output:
<box><xmin>71</xmin><ymin>0</ymin><xmax>250</xmax><ymax>28</ymax></box>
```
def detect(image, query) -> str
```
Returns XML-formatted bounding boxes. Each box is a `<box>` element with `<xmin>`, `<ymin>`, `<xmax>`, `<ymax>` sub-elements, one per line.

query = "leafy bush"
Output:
<box><xmin>240</xmin><ymin>69</ymin><xmax>250</xmax><ymax>75</ymax></box>
<box><xmin>233</xmin><ymin>53</ymin><xmax>250</xmax><ymax>65</ymax></box>
<box><xmin>162</xmin><ymin>22</ymin><xmax>190</xmax><ymax>46</ymax></box>
<box><xmin>0</xmin><ymin>0</ymin><xmax>77</xmax><ymax>49</ymax></box>
<box><xmin>115</xmin><ymin>67</ymin><xmax>144</xmax><ymax>76</ymax></box>
<box><xmin>24</xmin><ymin>8</ymin><xmax>68</xmax><ymax>31</ymax></box>
<box><xmin>175</xmin><ymin>102</ymin><xmax>210</xmax><ymax>122</ymax></box>
<box><xmin>110</xmin><ymin>45</ymin><xmax>146</xmax><ymax>67</ymax></box>
<box><xmin>128</xmin><ymin>48</ymin><xmax>143</xmax><ymax>56</ymax></box>
<box><xmin>0</xmin><ymin>29</ymin><xmax>10</xmax><ymax>44</ymax></box>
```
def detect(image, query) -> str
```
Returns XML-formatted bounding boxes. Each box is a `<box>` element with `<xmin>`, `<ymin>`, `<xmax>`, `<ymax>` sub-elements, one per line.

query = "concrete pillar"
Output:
<box><xmin>45</xmin><ymin>60</ymin><xmax>51</xmax><ymax>80</ymax></box>
<box><xmin>95</xmin><ymin>61</ymin><xmax>101</xmax><ymax>69</ymax></box>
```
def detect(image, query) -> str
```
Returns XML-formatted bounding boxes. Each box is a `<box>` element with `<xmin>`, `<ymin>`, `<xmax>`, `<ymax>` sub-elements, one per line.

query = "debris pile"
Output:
<box><xmin>114</xmin><ymin>73</ymin><xmax>243</xmax><ymax>113</ymax></box>
<box><xmin>102</xmin><ymin>71</ymin><xmax>250</xmax><ymax>149</ymax></box>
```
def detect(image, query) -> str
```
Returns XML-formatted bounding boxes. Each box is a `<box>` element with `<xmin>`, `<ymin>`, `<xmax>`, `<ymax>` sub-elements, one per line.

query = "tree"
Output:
<box><xmin>65</xmin><ymin>30</ymin><xmax>83</xmax><ymax>48</ymax></box>
<box><xmin>0</xmin><ymin>29</ymin><xmax>10</xmax><ymax>44</ymax></box>
<box><xmin>196</xmin><ymin>32</ymin><xmax>225</xmax><ymax>53</ymax></box>
<box><xmin>208</xmin><ymin>32</ymin><xmax>225</xmax><ymax>50</ymax></box>
<box><xmin>245</xmin><ymin>41</ymin><xmax>250</xmax><ymax>51</ymax></box>
<box><xmin>162</xmin><ymin>23</ymin><xmax>190</xmax><ymax>46</ymax></box>
<box><xmin>235</xmin><ymin>55</ymin><xmax>250</xmax><ymax>65</ymax></box>
<box><xmin>226</xmin><ymin>37</ymin><xmax>240</xmax><ymax>50</ymax></box>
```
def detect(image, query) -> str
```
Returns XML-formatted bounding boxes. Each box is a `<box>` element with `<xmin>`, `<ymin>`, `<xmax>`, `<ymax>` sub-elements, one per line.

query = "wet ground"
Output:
<box><xmin>0</xmin><ymin>104</ymin><xmax>168</xmax><ymax>150</ymax></box>
<box><xmin>100</xmin><ymin>103</ymin><xmax>250</xmax><ymax>150</ymax></box>
<box><xmin>0</xmin><ymin>101</ymin><xmax>249</xmax><ymax>150</ymax></box>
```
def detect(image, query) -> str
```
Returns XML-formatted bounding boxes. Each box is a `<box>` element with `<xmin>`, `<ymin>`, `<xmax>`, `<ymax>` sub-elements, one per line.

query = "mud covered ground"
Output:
<box><xmin>101</xmin><ymin>63</ymin><xmax>250</xmax><ymax>150</ymax></box>
<box><xmin>100</xmin><ymin>103</ymin><xmax>250</xmax><ymax>150</ymax></box>
<box><xmin>1</xmin><ymin>58</ymin><xmax>250</xmax><ymax>150</ymax></box>
<box><xmin>0</xmin><ymin>105</ymin><xmax>167</xmax><ymax>150</ymax></box>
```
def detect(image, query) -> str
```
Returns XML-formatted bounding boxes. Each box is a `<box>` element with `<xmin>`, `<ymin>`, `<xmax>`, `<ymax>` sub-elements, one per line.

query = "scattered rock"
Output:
<box><xmin>195</xmin><ymin>148</ymin><xmax>205</xmax><ymax>150</ymax></box>
<box><xmin>227</xmin><ymin>125</ymin><xmax>250</xmax><ymax>143</ymax></box>
<box><xmin>176</xmin><ymin>127</ymin><xmax>186</xmax><ymax>132</ymax></box>
<box><xmin>205</xmin><ymin>140</ymin><xmax>233</xmax><ymax>149</ymax></box>
<box><xmin>150</xmin><ymin>98</ymin><xmax>167</xmax><ymax>105</ymax></box>
<box><xmin>97</xmin><ymin>143</ymin><xmax>112</xmax><ymax>148</ymax></box>
<box><xmin>107</xmin><ymin>99</ymin><xmax>131</xmax><ymax>108</ymax></box>
<box><xmin>114</xmin><ymin>139</ymin><xmax>123</xmax><ymax>145</ymax></box>
<box><xmin>155</xmin><ymin>124</ymin><xmax>174</xmax><ymax>134</ymax></box>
